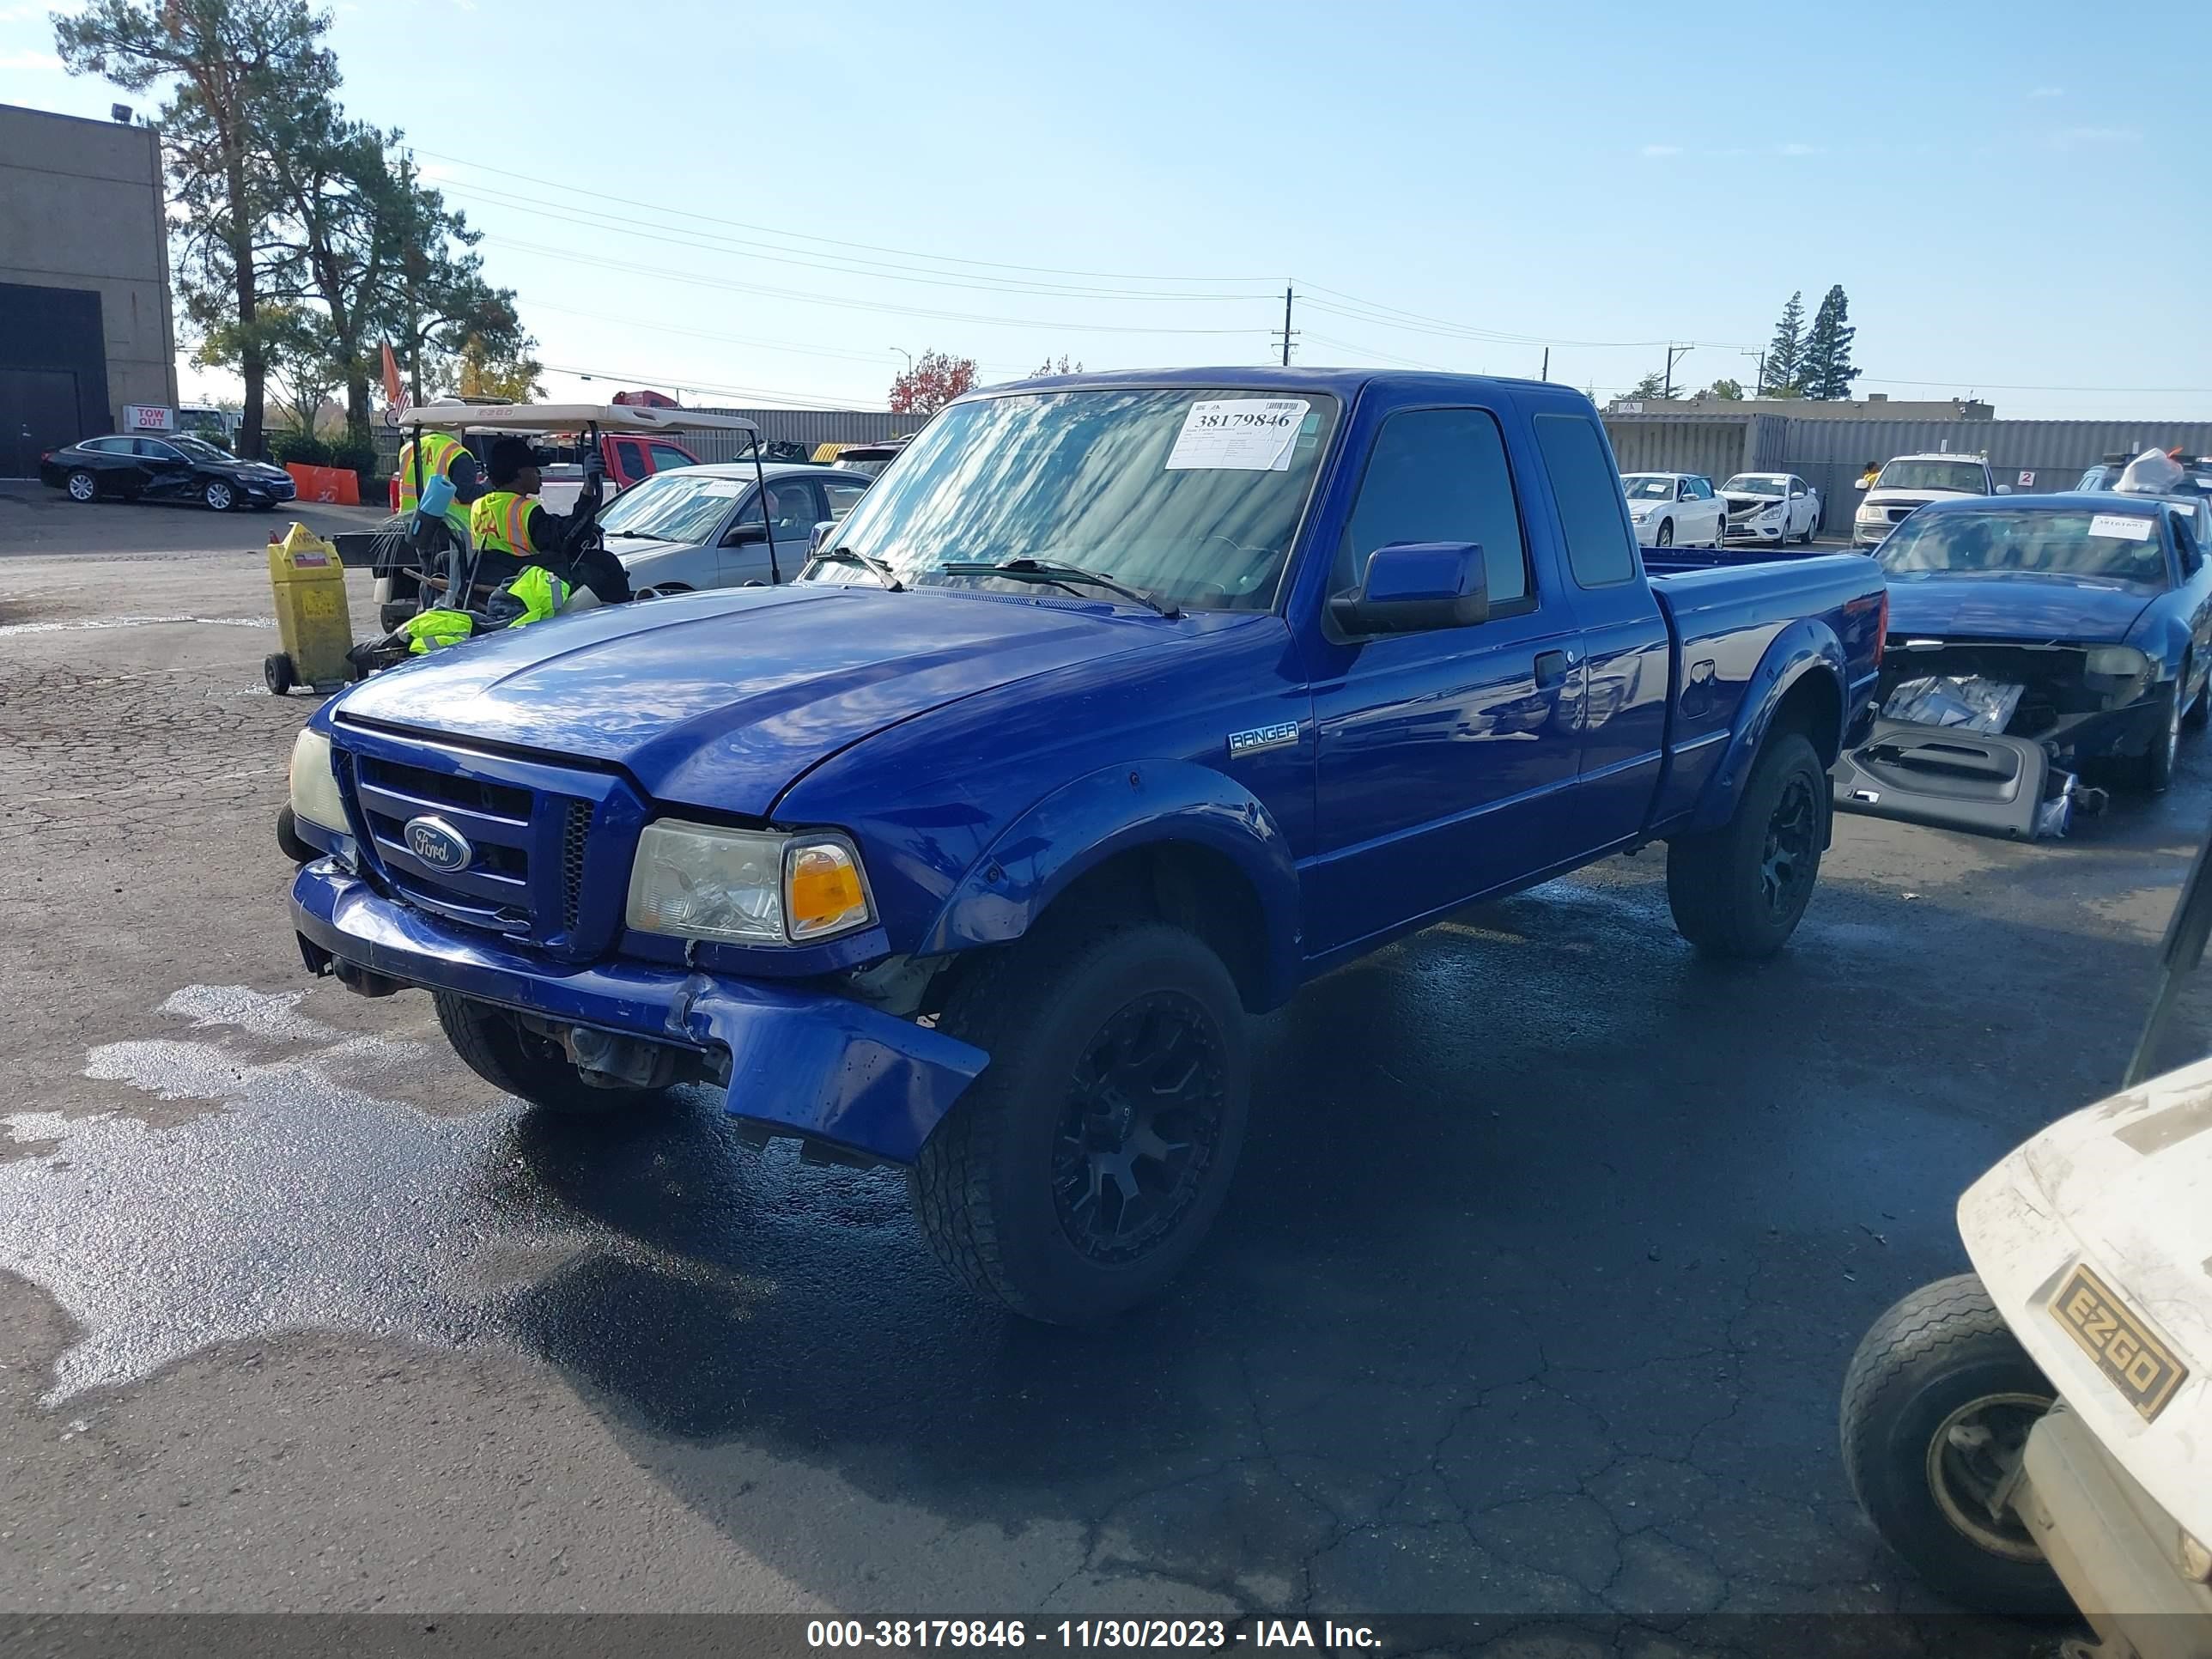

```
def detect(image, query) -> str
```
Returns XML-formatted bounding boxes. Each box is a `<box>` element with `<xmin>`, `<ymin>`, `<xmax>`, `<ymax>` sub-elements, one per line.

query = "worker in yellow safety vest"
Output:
<box><xmin>396</xmin><ymin>427</ymin><xmax>481</xmax><ymax>539</ymax></box>
<box><xmin>463</xmin><ymin>435</ymin><xmax>632</xmax><ymax>605</ymax></box>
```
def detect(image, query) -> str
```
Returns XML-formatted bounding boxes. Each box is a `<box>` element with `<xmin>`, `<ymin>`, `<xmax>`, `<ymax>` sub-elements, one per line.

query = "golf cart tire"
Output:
<box><xmin>910</xmin><ymin>919</ymin><xmax>1249</xmax><ymax>1326</ymax></box>
<box><xmin>1665</xmin><ymin>732</ymin><xmax>1825</xmax><ymax>959</ymax></box>
<box><xmin>264</xmin><ymin>653</ymin><xmax>296</xmax><ymax>696</ymax></box>
<box><xmin>431</xmin><ymin>991</ymin><xmax>667</xmax><ymax>1119</ymax></box>
<box><xmin>276</xmin><ymin>805</ymin><xmax>316</xmax><ymax>866</ymax></box>
<box><xmin>1840</xmin><ymin>1273</ymin><xmax>2069</xmax><ymax>1617</ymax></box>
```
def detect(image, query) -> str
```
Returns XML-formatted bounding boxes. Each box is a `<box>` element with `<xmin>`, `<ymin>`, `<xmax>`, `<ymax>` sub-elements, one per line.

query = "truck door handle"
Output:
<box><xmin>1534</xmin><ymin>650</ymin><xmax>1573</xmax><ymax>690</ymax></box>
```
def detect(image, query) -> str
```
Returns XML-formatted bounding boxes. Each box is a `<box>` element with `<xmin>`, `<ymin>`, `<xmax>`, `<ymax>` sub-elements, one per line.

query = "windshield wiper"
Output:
<box><xmin>811</xmin><ymin>544</ymin><xmax>905</xmax><ymax>592</ymax></box>
<box><xmin>940</xmin><ymin>557</ymin><xmax>1179</xmax><ymax>618</ymax></box>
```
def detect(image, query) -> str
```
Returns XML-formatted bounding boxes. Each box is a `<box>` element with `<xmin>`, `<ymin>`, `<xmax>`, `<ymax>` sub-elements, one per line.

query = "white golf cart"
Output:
<box><xmin>372</xmin><ymin>401</ymin><xmax>767</xmax><ymax>629</ymax></box>
<box><xmin>1843</xmin><ymin>844</ymin><xmax>2212</xmax><ymax>1654</ymax></box>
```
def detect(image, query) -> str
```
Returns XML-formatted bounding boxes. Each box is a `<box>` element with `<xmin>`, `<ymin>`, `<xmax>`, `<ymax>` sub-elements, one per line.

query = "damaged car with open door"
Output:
<box><xmin>1834</xmin><ymin>494</ymin><xmax>2212</xmax><ymax>838</ymax></box>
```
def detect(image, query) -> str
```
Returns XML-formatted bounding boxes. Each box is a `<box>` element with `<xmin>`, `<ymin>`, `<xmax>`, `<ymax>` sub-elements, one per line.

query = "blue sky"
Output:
<box><xmin>3</xmin><ymin>0</ymin><xmax>2202</xmax><ymax>418</ymax></box>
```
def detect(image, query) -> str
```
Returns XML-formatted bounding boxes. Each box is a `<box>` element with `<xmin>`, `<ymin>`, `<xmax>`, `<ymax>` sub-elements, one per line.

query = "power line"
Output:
<box><xmin>486</xmin><ymin>236</ymin><xmax>1268</xmax><ymax>336</ymax></box>
<box><xmin>527</xmin><ymin>301</ymin><xmax>1033</xmax><ymax>375</ymax></box>
<box><xmin>442</xmin><ymin>179</ymin><xmax>1274</xmax><ymax>304</ymax></box>
<box><xmin>415</xmin><ymin>147</ymin><xmax>1274</xmax><ymax>286</ymax></box>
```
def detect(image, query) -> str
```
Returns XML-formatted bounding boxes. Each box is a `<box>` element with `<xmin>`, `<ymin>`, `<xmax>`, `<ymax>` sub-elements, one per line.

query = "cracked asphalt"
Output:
<box><xmin>4</xmin><ymin>497</ymin><xmax>2209</xmax><ymax>1644</ymax></box>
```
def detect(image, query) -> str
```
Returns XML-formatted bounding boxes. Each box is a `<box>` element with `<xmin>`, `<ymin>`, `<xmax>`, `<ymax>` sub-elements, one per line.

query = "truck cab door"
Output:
<box><xmin>1522</xmin><ymin>398</ymin><xmax>1673</xmax><ymax>850</ymax></box>
<box><xmin>1303</xmin><ymin>404</ymin><xmax>1585</xmax><ymax>957</ymax></box>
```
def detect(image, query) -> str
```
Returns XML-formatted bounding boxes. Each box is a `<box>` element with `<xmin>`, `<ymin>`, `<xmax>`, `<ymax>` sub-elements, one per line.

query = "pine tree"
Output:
<box><xmin>1762</xmin><ymin>291</ymin><xmax>1805</xmax><ymax>395</ymax></box>
<box><xmin>1626</xmin><ymin>371</ymin><xmax>1668</xmax><ymax>399</ymax></box>
<box><xmin>1800</xmin><ymin>285</ymin><xmax>1858</xmax><ymax>401</ymax></box>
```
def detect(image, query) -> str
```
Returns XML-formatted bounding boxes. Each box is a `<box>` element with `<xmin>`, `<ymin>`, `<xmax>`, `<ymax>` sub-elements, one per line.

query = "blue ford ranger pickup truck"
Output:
<box><xmin>286</xmin><ymin>369</ymin><xmax>1886</xmax><ymax>1322</ymax></box>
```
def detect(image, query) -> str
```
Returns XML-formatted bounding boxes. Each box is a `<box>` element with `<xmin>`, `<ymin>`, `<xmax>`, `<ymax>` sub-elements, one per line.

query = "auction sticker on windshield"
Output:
<box><xmin>2090</xmin><ymin>514</ymin><xmax>2155</xmax><ymax>541</ymax></box>
<box><xmin>1166</xmin><ymin>399</ymin><xmax>1309</xmax><ymax>471</ymax></box>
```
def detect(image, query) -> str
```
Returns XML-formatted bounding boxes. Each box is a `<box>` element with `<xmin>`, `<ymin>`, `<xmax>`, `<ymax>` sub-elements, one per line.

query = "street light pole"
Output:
<box><xmin>890</xmin><ymin>347</ymin><xmax>914</xmax><ymax>372</ymax></box>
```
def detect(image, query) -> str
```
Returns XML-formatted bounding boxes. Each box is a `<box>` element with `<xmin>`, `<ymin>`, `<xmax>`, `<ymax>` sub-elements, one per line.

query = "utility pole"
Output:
<box><xmin>1663</xmin><ymin>343</ymin><xmax>1693</xmax><ymax>400</ymax></box>
<box><xmin>1273</xmin><ymin>286</ymin><xmax>1299</xmax><ymax>367</ymax></box>
<box><xmin>1540</xmin><ymin>347</ymin><xmax>1549</xmax><ymax>382</ymax></box>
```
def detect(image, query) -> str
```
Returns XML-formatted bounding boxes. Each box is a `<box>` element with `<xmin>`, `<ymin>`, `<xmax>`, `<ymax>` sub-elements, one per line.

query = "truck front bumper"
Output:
<box><xmin>291</xmin><ymin>862</ymin><xmax>988</xmax><ymax>1164</ymax></box>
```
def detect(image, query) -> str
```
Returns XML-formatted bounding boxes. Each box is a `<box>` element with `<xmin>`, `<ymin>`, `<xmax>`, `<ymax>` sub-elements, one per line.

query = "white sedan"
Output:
<box><xmin>1621</xmin><ymin>472</ymin><xmax>1727</xmax><ymax>549</ymax></box>
<box><xmin>1721</xmin><ymin>472</ymin><xmax>1821</xmax><ymax>546</ymax></box>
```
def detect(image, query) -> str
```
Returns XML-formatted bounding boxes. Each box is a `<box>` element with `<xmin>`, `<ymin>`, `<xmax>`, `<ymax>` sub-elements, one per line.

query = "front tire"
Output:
<box><xmin>2134</xmin><ymin>682</ymin><xmax>2182</xmax><ymax>793</ymax></box>
<box><xmin>66</xmin><ymin>469</ymin><xmax>97</xmax><ymax>502</ymax></box>
<box><xmin>1840</xmin><ymin>1274</ymin><xmax>2068</xmax><ymax>1616</ymax></box>
<box><xmin>432</xmin><ymin>991</ymin><xmax>665</xmax><ymax>1118</ymax></box>
<box><xmin>1656</xmin><ymin>518</ymin><xmax>1674</xmax><ymax>549</ymax></box>
<box><xmin>912</xmin><ymin>920</ymin><xmax>1250</xmax><ymax>1324</ymax></box>
<box><xmin>1666</xmin><ymin>730</ymin><xmax>1826</xmax><ymax>958</ymax></box>
<box><xmin>203</xmin><ymin>478</ymin><xmax>235</xmax><ymax>512</ymax></box>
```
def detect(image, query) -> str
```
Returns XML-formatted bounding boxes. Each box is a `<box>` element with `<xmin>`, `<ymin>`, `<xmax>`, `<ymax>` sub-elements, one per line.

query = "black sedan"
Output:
<box><xmin>39</xmin><ymin>433</ymin><xmax>297</xmax><ymax>512</ymax></box>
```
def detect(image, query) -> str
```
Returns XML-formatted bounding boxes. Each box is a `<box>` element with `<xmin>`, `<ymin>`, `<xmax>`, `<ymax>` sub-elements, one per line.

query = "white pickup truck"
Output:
<box><xmin>1854</xmin><ymin>453</ymin><xmax>2008</xmax><ymax>547</ymax></box>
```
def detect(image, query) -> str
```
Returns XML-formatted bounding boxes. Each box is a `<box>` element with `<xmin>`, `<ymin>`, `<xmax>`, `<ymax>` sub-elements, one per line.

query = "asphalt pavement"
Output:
<box><xmin>2</xmin><ymin>506</ymin><xmax>2205</xmax><ymax>1648</ymax></box>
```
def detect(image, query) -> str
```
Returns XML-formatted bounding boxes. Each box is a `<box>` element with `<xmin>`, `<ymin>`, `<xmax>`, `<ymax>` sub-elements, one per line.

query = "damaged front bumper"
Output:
<box><xmin>290</xmin><ymin>861</ymin><xmax>988</xmax><ymax>1164</ymax></box>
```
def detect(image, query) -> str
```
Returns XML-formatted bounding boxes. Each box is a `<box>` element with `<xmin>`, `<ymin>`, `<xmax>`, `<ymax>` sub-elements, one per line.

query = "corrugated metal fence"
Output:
<box><xmin>1604</xmin><ymin>412</ymin><xmax>2212</xmax><ymax>532</ymax></box>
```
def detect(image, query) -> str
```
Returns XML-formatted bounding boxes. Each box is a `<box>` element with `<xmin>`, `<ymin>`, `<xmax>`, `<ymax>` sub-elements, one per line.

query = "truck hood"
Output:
<box><xmin>1882</xmin><ymin>573</ymin><xmax>2156</xmax><ymax>644</ymax></box>
<box><xmin>1863</xmin><ymin>487</ymin><xmax>1981</xmax><ymax>509</ymax></box>
<box><xmin>331</xmin><ymin>585</ymin><xmax>1169</xmax><ymax>815</ymax></box>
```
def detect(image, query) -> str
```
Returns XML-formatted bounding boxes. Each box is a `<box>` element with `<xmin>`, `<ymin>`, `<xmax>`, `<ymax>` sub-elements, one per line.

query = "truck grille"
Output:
<box><xmin>562</xmin><ymin>800</ymin><xmax>592</xmax><ymax>933</ymax></box>
<box><xmin>348</xmin><ymin>750</ymin><xmax>586</xmax><ymax>944</ymax></box>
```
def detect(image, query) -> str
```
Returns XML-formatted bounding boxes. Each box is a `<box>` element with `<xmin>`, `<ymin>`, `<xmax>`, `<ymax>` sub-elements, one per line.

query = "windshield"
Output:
<box><xmin>1722</xmin><ymin>475</ymin><xmax>1784</xmax><ymax>497</ymax></box>
<box><xmin>1876</xmin><ymin>459</ymin><xmax>1988</xmax><ymax>494</ymax></box>
<box><xmin>798</xmin><ymin>388</ymin><xmax>1340</xmax><ymax>611</ymax></box>
<box><xmin>170</xmin><ymin>434</ymin><xmax>228</xmax><ymax>461</ymax></box>
<box><xmin>1876</xmin><ymin>507</ymin><xmax>2169</xmax><ymax>586</ymax></box>
<box><xmin>595</xmin><ymin>470</ymin><xmax>746</xmax><ymax>543</ymax></box>
<box><xmin>1624</xmin><ymin>476</ymin><xmax>1675</xmax><ymax>501</ymax></box>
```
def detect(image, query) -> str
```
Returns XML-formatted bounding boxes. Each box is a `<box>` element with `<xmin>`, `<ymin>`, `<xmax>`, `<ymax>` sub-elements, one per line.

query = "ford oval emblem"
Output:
<box><xmin>403</xmin><ymin>815</ymin><xmax>473</xmax><ymax>873</ymax></box>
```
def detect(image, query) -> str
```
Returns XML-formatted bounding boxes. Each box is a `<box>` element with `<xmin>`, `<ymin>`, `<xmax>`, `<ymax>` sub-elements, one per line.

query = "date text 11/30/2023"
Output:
<box><xmin>805</xmin><ymin>1620</ymin><xmax>1382</xmax><ymax>1650</ymax></box>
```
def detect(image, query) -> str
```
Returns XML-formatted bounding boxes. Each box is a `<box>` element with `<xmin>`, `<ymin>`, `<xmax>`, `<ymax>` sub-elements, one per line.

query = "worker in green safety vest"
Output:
<box><xmin>462</xmin><ymin>435</ymin><xmax>632</xmax><ymax>605</ymax></box>
<box><xmin>396</xmin><ymin>428</ymin><xmax>480</xmax><ymax>542</ymax></box>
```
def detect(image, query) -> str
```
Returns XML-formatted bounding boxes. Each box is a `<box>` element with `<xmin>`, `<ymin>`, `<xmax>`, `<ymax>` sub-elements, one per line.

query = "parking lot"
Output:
<box><xmin>3</xmin><ymin>493</ymin><xmax>2209</xmax><ymax>1643</ymax></box>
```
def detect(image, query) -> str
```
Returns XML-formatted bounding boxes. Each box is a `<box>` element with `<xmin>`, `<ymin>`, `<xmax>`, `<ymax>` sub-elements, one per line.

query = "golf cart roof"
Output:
<box><xmin>404</xmin><ymin>401</ymin><xmax>760</xmax><ymax>436</ymax></box>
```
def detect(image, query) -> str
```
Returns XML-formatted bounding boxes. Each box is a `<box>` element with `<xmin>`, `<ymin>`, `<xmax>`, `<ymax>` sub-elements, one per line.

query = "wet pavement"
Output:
<box><xmin>3</xmin><ymin>544</ymin><xmax>2208</xmax><ymax>1636</ymax></box>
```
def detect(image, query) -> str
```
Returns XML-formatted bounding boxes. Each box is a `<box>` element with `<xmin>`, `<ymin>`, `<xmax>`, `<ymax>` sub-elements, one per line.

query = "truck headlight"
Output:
<box><xmin>289</xmin><ymin>727</ymin><xmax>348</xmax><ymax>834</ymax></box>
<box><xmin>625</xmin><ymin>820</ymin><xmax>874</xmax><ymax>945</ymax></box>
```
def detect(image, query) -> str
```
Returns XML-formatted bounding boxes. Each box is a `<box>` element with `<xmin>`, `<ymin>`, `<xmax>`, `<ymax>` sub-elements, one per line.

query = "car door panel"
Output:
<box><xmin>1303</xmin><ymin>404</ymin><xmax>1583</xmax><ymax>957</ymax></box>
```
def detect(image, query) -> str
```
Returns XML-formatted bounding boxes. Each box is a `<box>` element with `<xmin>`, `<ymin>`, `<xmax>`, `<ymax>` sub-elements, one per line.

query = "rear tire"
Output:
<box><xmin>1839</xmin><ymin>1273</ymin><xmax>2069</xmax><ymax>1617</ymax></box>
<box><xmin>1666</xmin><ymin>730</ymin><xmax>1826</xmax><ymax>958</ymax></box>
<box><xmin>911</xmin><ymin>920</ymin><xmax>1250</xmax><ymax>1324</ymax></box>
<box><xmin>432</xmin><ymin>991</ymin><xmax>665</xmax><ymax>1118</ymax></box>
<box><xmin>66</xmin><ymin>469</ymin><xmax>97</xmax><ymax>502</ymax></box>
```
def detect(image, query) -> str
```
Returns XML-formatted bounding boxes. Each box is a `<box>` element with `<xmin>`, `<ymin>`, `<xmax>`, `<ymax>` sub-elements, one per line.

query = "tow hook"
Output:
<box><xmin>562</xmin><ymin>1024</ymin><xmax>684</xmax><ymax>1090</ymax></box>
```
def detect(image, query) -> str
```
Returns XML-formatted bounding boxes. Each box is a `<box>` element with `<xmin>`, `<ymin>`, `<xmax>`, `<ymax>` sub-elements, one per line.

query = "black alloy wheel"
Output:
<box><xmin>1051</xmin><ymin>990</ymin><xmax>1228</xmax><ymax>1264</ymax></box>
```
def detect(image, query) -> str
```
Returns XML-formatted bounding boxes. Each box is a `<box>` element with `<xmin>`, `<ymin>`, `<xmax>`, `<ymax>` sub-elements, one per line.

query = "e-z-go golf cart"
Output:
<box><xmin>369</xmin><ymin>400</ymin><xmax>767</xmax><ymax>632</ymax></box>
<box><xmin>1841</xmin><ymin>833</ymin><xmax>2212</xmax><ymax>1656</ymax></box>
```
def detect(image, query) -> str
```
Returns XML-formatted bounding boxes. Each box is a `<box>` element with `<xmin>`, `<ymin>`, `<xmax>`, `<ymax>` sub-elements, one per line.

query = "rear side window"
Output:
<box><xmin>1333</xmin><ymin>407</ymin><xmax>1530</xmax><ymax>608</ymax></box>
<box><xmin>647</xmin><ymin>443</ymin><xmax>695</xmax><ymax>474</ymax></box>
<box><xmin>1534</xmin><ymin>413</ymin><xmax>1638</xmax><ymax>588</ymax></box>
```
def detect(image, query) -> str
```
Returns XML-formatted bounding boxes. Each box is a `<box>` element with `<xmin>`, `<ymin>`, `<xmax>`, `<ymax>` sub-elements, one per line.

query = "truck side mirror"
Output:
<box><xmin>1328</xmin><ymin>542</ymin><xmax>1488</xmax><ymax>636</ymax></box>
<box><xmin>808</xmin><ymin>520</ymin><xmax>835</xmax><ymax>555</ymax></box>
<box><xmin>1995</xmin><ymin>483</ymin><xmax>2013</xmax><ymax>495</ymax></box>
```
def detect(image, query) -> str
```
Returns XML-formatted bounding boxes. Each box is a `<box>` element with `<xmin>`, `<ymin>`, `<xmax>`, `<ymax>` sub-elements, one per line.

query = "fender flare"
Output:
<box><xmin>1689</xmin><ymin>618</ymin><xmax>1847</xmax><ymax>833</ymax></box>
<box><xmin>918</xmin><ymin>759</ymin><xmax>1303</xmax><ymax>1006</ymax></box>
